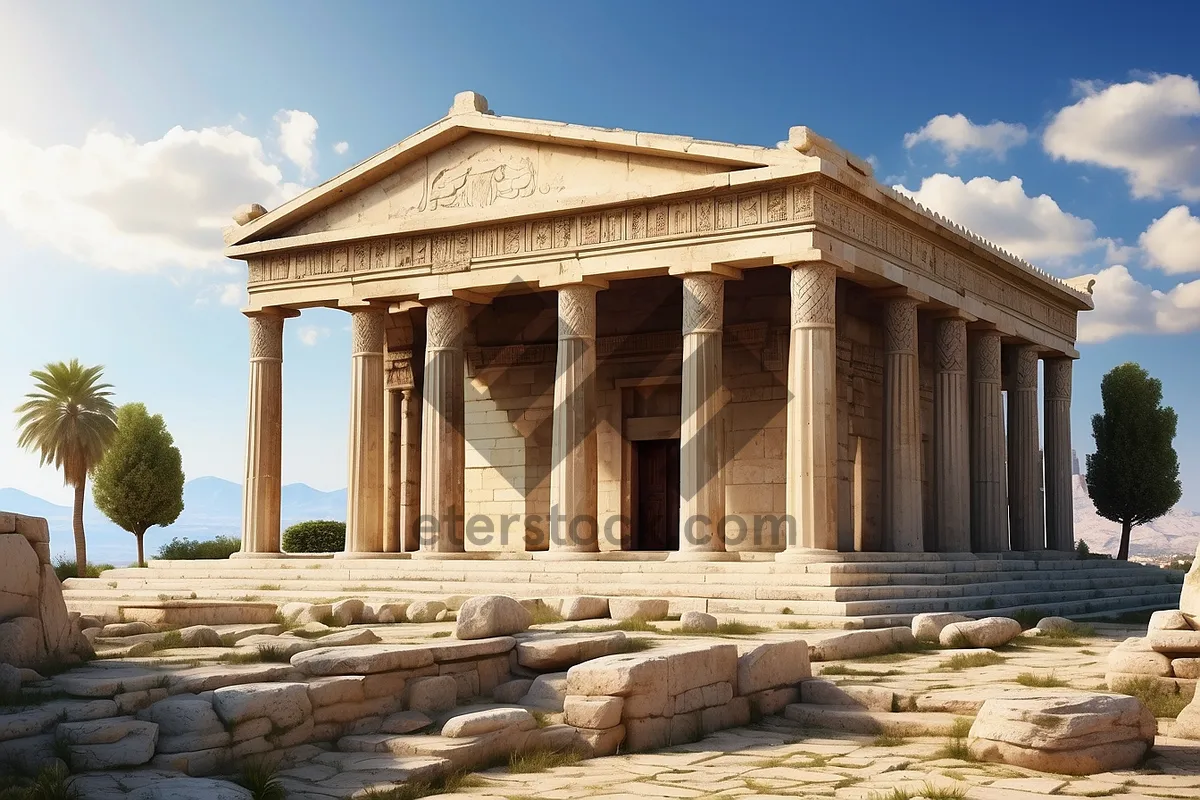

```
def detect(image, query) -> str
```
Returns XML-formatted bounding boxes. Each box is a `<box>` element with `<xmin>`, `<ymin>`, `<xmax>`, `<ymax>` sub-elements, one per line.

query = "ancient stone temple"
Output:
<box><xmin>225</xmin><ymin>91</ymin><xmax>1095</xmax><ymax>566</ymax></box>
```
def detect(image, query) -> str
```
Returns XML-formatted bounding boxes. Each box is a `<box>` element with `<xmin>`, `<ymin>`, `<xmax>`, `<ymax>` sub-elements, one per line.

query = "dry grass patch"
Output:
<box><xmin>529</xmin><ymin>605</ymin><xmax>564</xmax><ymax>625</ymax></box>
<box><xmin>934</xmin><ymin>717</ymin><xmax>976</xmax><ymax>762</ymax></box>
<box><xmin>938</xmin><ymin>652</ymin><xmax>1004</xmax><ymax>671</ymax></box>
<box><xmin>1111</xmin><ymin>676</ymin><xmax>1191</xmax><ymax>718</ymax></box>
<box><xmin>872</xmin><ymin>734</ymin><xmax>909</xmax><ymax>747</ymax></box>
<box><xmin>507</xmin><ymin>747</ymin><xmax>583</xmax><ymax>774</ymax></box>
<box><xmin>820</xmin><ymin>664</ymin><xmax>902</xmax><ymax>677</ymax></box>
<box><xmin>358</xmin><ymin>771</ymin><xmax>486</xmax><ymax>799</ymax></box>
<box><xmin>1016</xmin><ymin>672</ymin><xmax>1067</xmax><ymax>688</ymax></box>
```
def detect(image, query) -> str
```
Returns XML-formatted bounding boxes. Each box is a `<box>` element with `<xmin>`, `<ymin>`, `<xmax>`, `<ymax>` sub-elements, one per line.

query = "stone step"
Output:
<box><xmin>782</xmin><ymin>703</ymin><xmax>969</xmax><ymax>736</ymax></box>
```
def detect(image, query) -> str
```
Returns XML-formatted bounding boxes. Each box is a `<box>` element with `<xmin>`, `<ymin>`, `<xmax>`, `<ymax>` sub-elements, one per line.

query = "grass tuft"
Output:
<box><xmin>1111</xmin><ymin>676</ymin><xmax>1190</xmax><ymax>718</ymax></box>
<box><xmin>820</xmin><ymin>665</ymin><xmax>902</xmax><ymax>677</ymax></box>
<box><xmin>713</xmin><ymin>621</ymin><xmax>769</xmax><ymax>636</ymax></box>
<box><xmin>935</xmin><ymin>717</ymin><xmax>976</xmax><ymax>762</ymax></box>
<box><xmin>1016</xmin><ymin>672</ymin><xmax>1067</xmax><ymax>688</ymax></box>
<box><xmin>939</xmin><ymin>652</ymin><xmax>1004</xmax><ymax>671</ymax></box>
<box><xmin>256</xmin><ymin>584</ymin><xmax>281</xmax><ymax>592</ymax></box>
<box><xmin>529</xmin><ymin>605</ymin><xmax>564</xmax><ymax>625</ymax></box>
<box><xmin>507</xmin><ymin>747</ymin><xmax>584</xmax><ymax>774</ymax></box>
<box><xmin>872</xmin><ymin>734</ymin><xmax>908</xmax><ymax>747</ymax></box>
<box><xmin>617</xmin><ymin>637</ymin><xmax>656</xmax><ymax>653</ymax></box>
<box><xmin>0</xmin><ymin>763</ymin><xmax>79</xmax><ymax>800</ymax></box>
<box><xmin>778</xmin><ymin>620</ymin><xmax>812</xmax><ymax>630</ymax></box>
<box><xmin>237</xmin><ymin>758</ymin><xmax>285</xmax><ymax>800</ymax></box>
<box><xmin>149</xmin><ymin>631</ymin><xmax>183</xmax><ymax>652</ymax></box>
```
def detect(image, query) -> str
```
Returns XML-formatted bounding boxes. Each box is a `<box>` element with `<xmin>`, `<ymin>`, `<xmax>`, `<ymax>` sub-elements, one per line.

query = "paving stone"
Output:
<box><xmin>517</xmin><ymin>631</ymin><xmax>629</xmax><ymax>670</ymax></box>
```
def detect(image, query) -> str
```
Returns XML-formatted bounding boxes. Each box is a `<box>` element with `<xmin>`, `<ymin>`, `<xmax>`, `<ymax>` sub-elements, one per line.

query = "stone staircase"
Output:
<box><xmin>62</xmin><ymin>551</ymin><xmax>1182</xmax><ymax>628</ymax></box>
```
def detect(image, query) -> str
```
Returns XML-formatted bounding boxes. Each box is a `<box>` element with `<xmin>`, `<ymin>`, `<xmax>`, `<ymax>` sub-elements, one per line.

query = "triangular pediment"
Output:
<box><xmin>284</xmin><ymin>133</ymin><xmax>747</xmax><ymax>238</ymax></box>
<box><xmin>228</xmin><ymin>106</ymin><xmax>809</xmax><ymax>249</ymax></box>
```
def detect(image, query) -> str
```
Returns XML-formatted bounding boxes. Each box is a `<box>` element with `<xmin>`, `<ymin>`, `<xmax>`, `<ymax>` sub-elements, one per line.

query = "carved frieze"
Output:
<box><xmin>245</xmin><ymin>172</ymin><xmax>1080</xmax><ymax>344</ymax></box>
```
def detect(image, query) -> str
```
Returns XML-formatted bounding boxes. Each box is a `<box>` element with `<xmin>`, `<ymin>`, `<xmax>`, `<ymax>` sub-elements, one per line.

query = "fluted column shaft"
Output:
<box><xmin>384</xmin><ymin>388</ymin><xmax>402</xmax><ymax>552</ymax></box>
<box><xmin>970</xmin><ymin>331</ymin><xmax>1008</xmax><ymax>552</ymax></box>
<box><xmin>780</xmin><ymin>264</ymin><xmax>838</xmax><ymax>558</ymax></box>
<box><xmin>240</xmin><ymin>313</ymin><xmax>285</xmax><ymax>556</ymax></box>
<box><xmin>400</xmin><ymin>388</ymin><xmax>422</xmax><ymax>552</ymax></box>
<box><xmin>934</xmin><ymin>317</ymin><xmax>970</xmax><ymax>552</ymax></box>
<box><xmin>548</xmin><ymin>284</ymin><xmax>599</xmax><ymax>554</ymax></box>
<box><xmin>1007</xmin><ymin>344</ymin><xmax>1045</xmax><ymax>551</ymax></box>
<box><xmin>1044</xmin><ymin>357</ymin><xmax>1074</xmax><ymax>552</ymax></box>
<box><xmin>419</xmin><ymin>298</ymin><xmax>467</xmax><ymax>554</ymax></box>
<box><xmin>883</xmin><ymin>297</ymin><xmax>923</xmax><ymax>552</ymax></box>
<box><xmin>673</xmin><ymin>273</ymin><xmax>731</xmax><ymax>560</ymax></box>
<box><xmin>344</xmin><ymin>307</ymin><xmax>387</xmax><ymax>555</ymax></box>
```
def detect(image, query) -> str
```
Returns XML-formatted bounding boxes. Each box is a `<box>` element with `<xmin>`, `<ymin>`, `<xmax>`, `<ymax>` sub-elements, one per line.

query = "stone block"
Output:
<box><xmin>744</xmin><ymin>686</ymin><xmax>798</xmax><ymax>717</ymax></box>
<box><xmin>1108</xmin><ymin>648</ymin><xmax>1173</xmax><ymax>677</ymax></box>
<box><xmin>669</xmin><ymin>710</ymin><xmax>701</xmax><ymax>744</ymax></box>
<box><xmin>737</xmin><ymin>640</ymin><xmax>810</xmax><ymax>695</ymax></box>
<box><xmin>156</xmin><ymin>730</ymin><xmax>232</xmax><ymax>754</ymax></box>
<box><xmin>128</xmin><ymin>777</ymin><xmax>251</xmax><ymax>800</ymax></box>
<box><xmin>520</xmin><ymin>672</ymin><xmax>568</xmax><ymax>712</ymax></box>
<box><xmin>810</xmin><ymin>627</ymin><xmax>915</xmax><ymax>661</ymax></box>
<box><xmin>561</xmin><ymin>596</ymin><xmax>608</xmax><ymax>621</ymax></box>
<box><xmin>701</xmin><ymin>696</ymin><xmax>751</xmax><ymax>734</ymax></box>
<box><xmin>1150</xmin><ymin>610</ymin><xmax>1194</xmax><ymax>631</ymax></box>
<box><xmin>212</xmin><ymin>682</ymin><xmax>311</xmax><ymax>728</ymax></box>
<box><xmin>405</xmin><ymin>600</ymin><xmax>447</xmax><ymax>623</ymax></box>
<box><xmin>228</xmin><ymin>717</ymin><xmax>271</xmax><ymax>744</ymax></box>
<box><xmin>136</xmin><ymin>694</ymin><xmax>223</xmax><ymax>737</ymax></box>
<box><xmin>0</xmin><ymin>617</ymin><xmax>45</xmax><ymax>669</ymax></box>
<box><xmin>291</xmin><ymin>643</ymin><xmax>436</xmax><ymax>676</ymax></box>
<box><xmin>679</xmin><ymin>611</ymin><xmax>718</xmax><ymax>633</ymax></box>
<box><xmin>0</xmin><ymin>534</ymin><xmax>39</xmax><ymax>620</ymax></box>
<box><xmin>516</xmin><ymin>631</ymin><xmax>628</xmax><ymax>670</ymax></box>
<box><xmin>280</xmin><ymin>602</ymin><xmax>332</xmax><ymax>624</ymax></box>
<box><xmin>148</xmin><ymin>747</ymin><xmax>231</xmax><ymax>777</ymax></box>
<box><xmin>408</xmin><ymin>676</ymin><xmax>457</xmax><ymax>713</ymax></box>
<box><xmin>940</xmin><ymin>617</ymin><xmax>1022</xmax><ymax>648</ymax></box>
<box><xmin>625</xmin><ymin>715</ymin><xmax>671</xmax><ymax>752</ymax></box>
<box><xmin>312</xmin><ymin>696</ymin><xmax>394</xmax><ymax>725</ymax></box>
<box><xmin>442</xmin><ymin>707</ymin><xmax>536</xmax><ymax>737</ymax></box>
<box><xmin>564</xmin><ymin>695</ymin><xmax>624</xmax><ymax>730</ymax></box>
<box><xmin>608</xmin><ymin>598</ymin><xmax>669</xmax><ymax>621</ymax></box>
<box><xmin>911</xmin><ymin>612</ymin><xmax>972</xmax><ymax>642</ymax></box>
<box><xmin>115</xmin><ymin>688</ymin><xmax>167</xmax><ymax>715</ymax></box>
<box><xmin>57</xmin><ymin>718</ymin><xmax>158</xmax><ymax>770</ymax></box>
<box><xmin>576</xmin><ymin>723</ymin><xmax>624</xmax><ymax>756</ymax></box>
<box><xmin>331</xmin><ymin>599</ymin><xmax>365</xmax><ymax>626</ymax></box>
<box><xmin>494</xmin><ymin>678</ymin><xmax>534</xmax><ymax>703</ymax></box>
<box><xmin>665</xmin><ymin>644</ymin><xmax>737</xmax><ymax>695</ymax></box>
<box><xmin>1149</xmin><ymin>629</ymin><xmax>1200</xmax><ymax>653</ymax></box>
<box><xmin>380</xmin><ymin>711</ymin><xmax>431</xmax><ymax>734</ymax></box>
<box><xmin>376</xmin><ymin>602</ymin><xmax>410</xmax><ymax>624</ymax></box>
<box><xmin>307</xmin><ymin>675</ymin><xmax>366</xmax><ymax>707</ymax></box>
<box><xmin>1174</xmin><ymin>658</ymin><xmax>1200</xmax><ymax>679</ymax></box>
<box><xmin>362</xmin><ymin>671</ymin><xmax>406</xmax><ymax>700</ymax></box>
<box><xmin>567</xmin><ymin>652</ymin><xmax>667</xmax><ymax>698</ymax></box>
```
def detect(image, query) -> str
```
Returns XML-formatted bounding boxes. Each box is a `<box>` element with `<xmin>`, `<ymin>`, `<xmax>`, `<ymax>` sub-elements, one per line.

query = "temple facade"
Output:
<box><xmin>224</xmin><ymin>92</ymin><xmax>1094</xmax><ymax>563</ymax></box>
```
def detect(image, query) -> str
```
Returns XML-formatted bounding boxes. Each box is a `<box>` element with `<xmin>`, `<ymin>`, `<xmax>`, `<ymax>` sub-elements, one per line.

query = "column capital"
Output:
<box><xmin>557</xmin><ymin>283</ymin><xmax>599</xmax><ymax>341</ymax></box>
<box><xmin>883</xmin><ymin>296</ymin><xmax>919</xmax><ymax>356</ymax></box>
<box><xmin>243</xmin><ymin>306</ymin><xmax>301</xmax><ymax>320</ymax></box>
<box><xmin>424</xmin><ymin>296</ymin><xmax>468</xmax><ymax>351</ymax></box>
<box><xmin>681</xmin><ymin>273</ymin><xmax>726</xmax><ymax>335</ymax></box>
<box><xmin>669</xmin><ymin>263</ymin><xmax>742</xmax><ymax>279</ymax></box>
<box><xmin>348</xmin><ymin>305</ymin><xmax>386</xmax><ymax>357</ymax></box>
<box><xmin>1007</xmin><ymin>343</ymin><xmax>1041</xmax><ymax>391</ymax></box>
<box><xmin>790</xmin><ymin>263</ymin><xmax>837</xmax><ymax>329</ymax></box>
<box><xmin>1044</xmin><ymin>356</ymin><xmax>1073</xmax><ymax>400</ymax></box>
<box><xmin>934</xmin><ymin>316</ymin><xmax>968</xmax><ymax>374</ymax></box>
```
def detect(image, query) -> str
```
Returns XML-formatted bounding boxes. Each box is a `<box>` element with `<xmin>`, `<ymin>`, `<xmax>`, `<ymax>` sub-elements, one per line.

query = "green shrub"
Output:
<box><xmin>52</xmin><ymin>556</ymin><xmax>114</xmax><ymax>582</ymax></box>
<box><xmin>283</xmin><ymin>520</ymin><xmax>346</xmax><ymax>553</ymax></box>
<box><xmin>156</xmin><ymin>536</ymin><xmax>240</xmax><ymax>560</ymax></box>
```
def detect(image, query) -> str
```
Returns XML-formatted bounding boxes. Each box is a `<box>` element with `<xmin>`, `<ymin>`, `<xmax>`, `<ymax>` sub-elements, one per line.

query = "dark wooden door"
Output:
<box><xmin>633</xmin><ymin>439</ymin><xmax>680</xmax><ymax>551</ymax></box>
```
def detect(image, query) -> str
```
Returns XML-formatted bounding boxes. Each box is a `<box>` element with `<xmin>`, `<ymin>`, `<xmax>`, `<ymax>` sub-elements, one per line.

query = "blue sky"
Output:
<box><xmin>1</xmin><ymin>0</ymin><xmax>1198</xmax><ymax>507</ymax></box>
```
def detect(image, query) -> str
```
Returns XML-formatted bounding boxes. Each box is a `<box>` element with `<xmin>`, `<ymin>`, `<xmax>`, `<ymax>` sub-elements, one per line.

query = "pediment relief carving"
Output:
<box><xmin>283</xmin><ymin>133</ymin><xmax>729</xmax><ymax>238</ymax></box>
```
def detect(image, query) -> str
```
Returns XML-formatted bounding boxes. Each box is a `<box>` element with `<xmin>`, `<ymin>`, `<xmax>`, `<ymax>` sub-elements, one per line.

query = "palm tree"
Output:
<box><xmin>15</xmin><ymin>360</ymin><xmax>118</xmax><ymax>577</ymax></box>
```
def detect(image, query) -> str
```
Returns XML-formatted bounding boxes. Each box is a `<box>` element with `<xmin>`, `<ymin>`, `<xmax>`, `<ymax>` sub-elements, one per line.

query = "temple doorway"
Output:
<box><xmin>631</xmin><ymin>438</ymin><xmax>680</xmax><ymax>551</ymax></box>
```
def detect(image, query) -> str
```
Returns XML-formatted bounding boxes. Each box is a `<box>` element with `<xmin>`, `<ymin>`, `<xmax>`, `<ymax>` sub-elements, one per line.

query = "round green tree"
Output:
<box><xmin>1086</xmin><ymin>363</ymin><xmax>1182</xmax><ymax>560</ymax></box>
<box><xmin>15</xmin><ymin>360</ymin><xmax>118</xmax><ymax>577</ymax></box>
<box><xmin>93</xmin><ymin>403</ymin><xmax>186</xmax><ymax>567</ymax></box>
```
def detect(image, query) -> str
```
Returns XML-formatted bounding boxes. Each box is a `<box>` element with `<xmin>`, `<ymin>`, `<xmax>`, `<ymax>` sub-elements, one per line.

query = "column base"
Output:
<box><xmin>775</xmin><ymin>548</ymin><xmax>849</xmax><ymax>564</ymax></box>
<box><xmin>231</xmin><ymin>551</ymin><xmax>284</xmax><ymax>560</ymax></box>
<box><xmin>532</xmin><ymin>550</ymin><xmax>603</xmax><ymax>561</ymax></box>
<box><xmin>334</xmin><ymin>551</ymin><xmax>411</xmax><ymax>560</ymax></box>
<box><xmin>666</xmin><ymin>550</ymin><xmax>739</xmax><ymax>562</ymax></box>
<box><xmin>410</xmin><ymin>550</ymin><xmax>519</xmax><ymax>561</ymax></box>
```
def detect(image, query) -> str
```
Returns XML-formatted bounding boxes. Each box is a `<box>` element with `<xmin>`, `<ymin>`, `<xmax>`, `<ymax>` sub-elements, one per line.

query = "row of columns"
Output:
<box><xmin>239</xmin><ymin>264</ymin><xmax>1075</xmax><ymax>559</ymax></box>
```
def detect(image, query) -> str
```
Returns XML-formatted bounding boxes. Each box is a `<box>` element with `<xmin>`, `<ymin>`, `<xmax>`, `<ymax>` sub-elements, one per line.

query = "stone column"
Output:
<box><xmin>546</xmin><ymin>284</ymin><xmax>600</xmax><ymax>557</ymax></box>
<box><xmin>933</xmin><ymin>317</ymin><xmax>970</xmax><ymax>552</ymax></box>
<box><xmin>970</xmin><ymin>330</ymin><xmax>1008</xmax><ymax>552</ymax></box>
<box><xmin>883</xmin><ymin>297</ymin><xmax>924</xmax><ymax>552</ymax></box>
<box><xmin>1007</xmin><ymin>344</ymin><xmax>1045</xmax><ymax>551</ymax></box>
<box><xmin>238</xmin><ymin>311</ymin><xmax>286</xmax><ymax>557</ymax></box>
<box><xmin>399</xmin><ymin>387</ymin><xmax>422</xmax><ymax>552</ymax></box>
<box><xmin>1044</xmin><ymin>357</ymin><xmax>1074</xmax><ymax>552</ymax></box>
<box><xmin>343</xmin><ymin>306</ymin><xmax>387</xmax><ymax>557</ymax></box>
<box><xmin>672</xmin><ymin>272</ymin><xmax>734</xmax><ymax>561</ymax></box>
<box><xmin>778</xmin><ymin>264</ymin><xmax>838</xmax><ymax>560</ymax></box>
<box><xmin>384</xmin><ymin>388</ymin><xmax>402</xmax><ymax>552</ymax></box>
<box><xmin>417</xmin><ymin>297</ymin><xmax>467</xmax><ymax>556</ymax></box>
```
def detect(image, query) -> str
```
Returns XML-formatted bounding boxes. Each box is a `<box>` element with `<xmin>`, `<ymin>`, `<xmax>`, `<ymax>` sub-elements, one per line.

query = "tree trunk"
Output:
<box><xmin>1117</xmin><ymin>518</ymin><xmax>1132</xmax><ymax>561</ymax></box>
<box><xmin>135</xmin><ymin>530</ymin><xmax>145</xmax><ymax>569</ymax></box>
<box><xmin>73</xmin><ymin>479</ymin><xmax>87</xmax><ymax>577</ymax></box>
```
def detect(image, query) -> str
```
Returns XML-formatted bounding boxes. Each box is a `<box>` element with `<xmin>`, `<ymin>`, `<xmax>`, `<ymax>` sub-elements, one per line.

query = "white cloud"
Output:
<box><xmin>0</xmin><ymin>120</ymin><xmax>307</xmax><ymax>272</ymax></box>
<box><xmin>1044</xmin><ymin>74</ymin><xmax>1200</xmax><ymax>201</ymax></box>
<box><xmin>296</xmin><ymin>325</ymin><xmax>328</xmax><ymax>346</ymax></box>
<box><xmin>218</xmin><ymin>283</ymin><xmax>244</xmax><ymax>306</ymax></box>
<box><xmin>893</xmin><ymin>174</ymin><xmax>1098</xmax><ymax>263</ymax></box>
<box><xmin>275</xmin><ymin>110</ymin><xmax>319</xmax><ymax>179</ymax></box>
<box><xmin>1078</xmin><ymin>265</ymin><xmax>1200</xmax><ymax>343</ymax></box>
<box><xmin>333</xmin><ymin>141</ymin><xmax>349</xmax><ymax>155</ymax></box>
<box><xmin>903</xmin><ymin>113</ymin><xmax>1028</xmax><ymax>164</ymax></box>
<box><xmin>1140</xmin><ymin>205</ymin><xmax>1200</xmax><ymax>274</ymax></box>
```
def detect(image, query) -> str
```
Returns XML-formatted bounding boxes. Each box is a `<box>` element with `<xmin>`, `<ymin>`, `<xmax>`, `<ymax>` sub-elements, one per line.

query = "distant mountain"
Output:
<box><xmin>1073</xmin><ymin>474</ymin><xmax>1200</xmax><ymax>558</ymax></box>
<box><xmin>0</xmin><ymin>477</ymin><xmax>345</xmax><ymax>566</ymax></box>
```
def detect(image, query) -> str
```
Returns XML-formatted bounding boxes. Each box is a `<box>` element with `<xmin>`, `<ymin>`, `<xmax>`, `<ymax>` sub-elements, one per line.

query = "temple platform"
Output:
<box><xmin>62</xmin><ymin>551</ymin><xmax>1182</xmax><ymax>629</ymax></box>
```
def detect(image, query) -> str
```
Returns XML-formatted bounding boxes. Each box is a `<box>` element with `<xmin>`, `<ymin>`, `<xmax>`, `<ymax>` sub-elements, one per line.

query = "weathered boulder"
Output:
<box><xmin>376</xmin><ymin>602</ymin><xmax>410</xmax><ymax>624</ymax></box>
<box><xmin>679</xmin><ymin>611</ymin><xmax>718</xmax><ymax>633</ymax></box>
<box><xmin>1150</xmin><ymin>609</ymin><xmax>1194</xmax><ymax>631</ymax></box>
<box><xmin>1108</xmin><ymin>643</ymin><xmax>1173</xmax><ymax>677</ymax></box>
<box><xmin>561</xmin><ymin>596</ymin><xmax>608</xmax><ymax>621</ymax></box>
<box><xmin>291</xmin><ymin>643</ymin><xmax>435</xmax><ymax>676</ymax></box>
<box><xmin>405</xmin><ymin>600</ymin><xmax>447</xmax><ymax>624</ymax></box>
<box><xmin>280</xmin><ymin>602</ymin><xmax>331</xmax><ymax>625</ymax></box>
<box><xmin>1035</xmin><ymin>616</ymin><xmax>1076</xmax><ymax>633</ymax></box>
<box><xmin>128</xmin><ymin>777</ymin><xmax>253</xmax><ymax>800</ymax></box>
<box><xmin>178</xmin><ymin>626</ymin><xmax>222</xmax><ymax>648</ymax></box>
<box><xmin>212</xmin><ymin>682</ymin><xmax>311</xmax><ymax>728</ymax></box>
<box><xmin>331</xmin><ymin>599</ymin><xmax>365</xmax><ymax>626</ymax></box>
<box><xmin>0</xmin><ymin>533</ymin><xmax>39</xmax><ymax>620</ymax></box>
<box><xmin>101</xmin><ymin>621</ymin><xmax>154</xmax><ymax>637</ymax></box>
<box><xmin>1173</xmin><ymin>658</ymin><xmax>1200</xmax><ymax>679</ymax></box>
<box><xmin>608</xmin><ymin>598</ymin><xmax>669</xmax><ymax>621</ymax></box>
<box><xmin>968</xmin><ymin>694</ymin><xmax>1155</xmax><ymax>775</ymax></box>
<box><xmin>56</xmin><ymin>717</ymin><xmax>159</xmax><ymax>770</ymax></box>
<box><xmin>136</xmin><ymin>694</ymin><xmax>223</xmax><ymax>737</ymax></box>
<box><xmin>407</xmin><ymin>676</ymin><xmax>457</xmax><ymax>713</ymax></box>
<box><xmin>493</xmin><ymin>679</ymin><xmax>534</xmax><ymax>703</ymax></box>
<box><xmin>521</xmin><ymin>672</ymin><xmax>569</xmax><ymax>712</ymax></box>
<box><xmin>516</xmin><ymin>632</ymin><xmax>628</xmax><ymax>670</ymax></box>
<box><xmin>911</xmin><ymin>613</ymin><xmax>972</xmax><ymax>642</ymax></box>
<box><xmin>1149</xmin><ymin>629</ymin><xmax>1200</xmax><ymax>654</ymax></box>
<box><xmin>455</xmin><ymin>595</ymin><xmax>532</xmax><ymax>640</ymax></box>
<box><xmin>0</xmin><ymin>663</ymin><xmax>20</xmax><ymax>698</ymax></box>
<box><xmin>442</xmin><ymin>707</ymin><xmax>535</xmax><ymax>737</ymax></box>
<box><xmin>737</xmin><ymin>640</ymin><xmax>810</xmax><ymax>695</ymax></box>
<box><xmin>810</xmin><ymin>627</ymin><xmax>915</xmax><ymax>661</ymax></box>
<box><xmin>940</xmin><ymin>617</ymin><xmax>1022</xmax><ymax>648</ymax></box>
